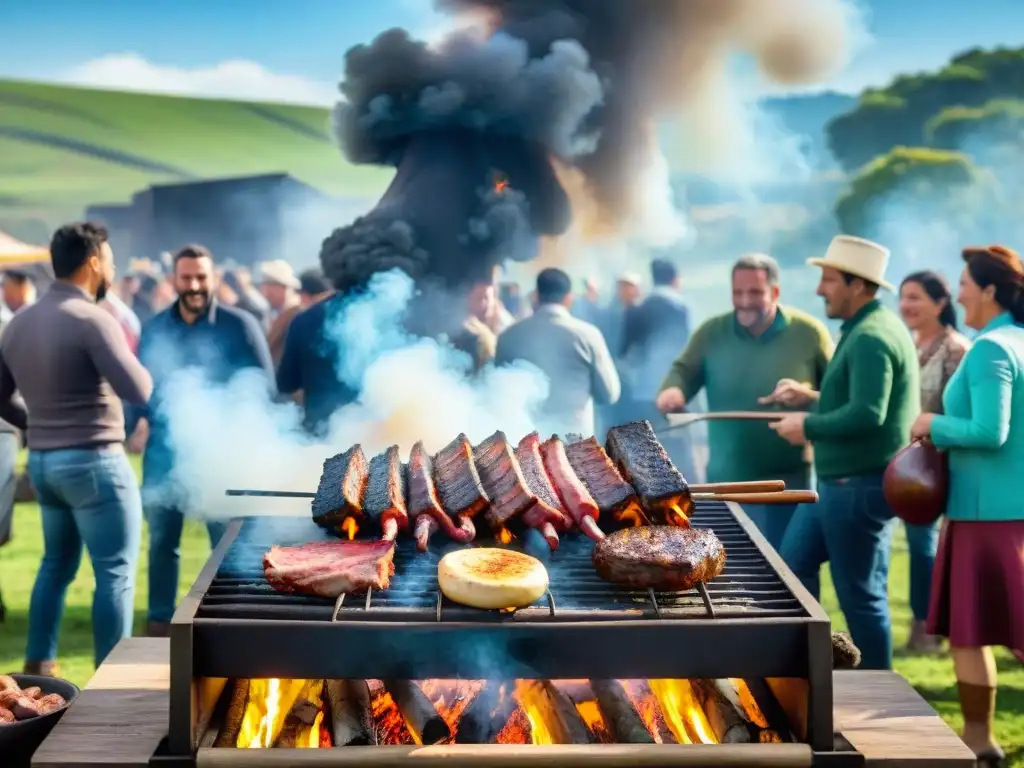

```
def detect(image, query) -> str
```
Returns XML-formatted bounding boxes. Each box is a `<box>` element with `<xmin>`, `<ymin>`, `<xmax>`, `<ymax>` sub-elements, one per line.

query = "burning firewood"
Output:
<box><xmin>515</xmin><ymin>681</ymin><xmax>594</xmax><ymax>745</ymax></box>
<box><xmin>383</xmin><ymin>680</ymin><xmax>450</xmax><ymax>745</ymax></box>
<box><xmin>214</xmin><ymin>680</ymin><xmax>250</xmax><ymax>748</ymax></box>
<box><xmin>274</xmin><ymin>680</ymin><xmax>326</xmax><ymax>748</ymax></box>
<box><xmin>325</xmin><ymin>679</ymin><xmax>374</xmax><ymax>746</ymax></box>
<box><xmin>454</xmin><ymin>681</ymin><xmax>518</xmax><ymax>744</ymax></box>
<box><xmin>690</xmin><ymin>679</ymin><xmax>762</xmax><ymax>744</ymax></box>
<box><xmin>590</xmin><ymin>679</ymin><xmax>655</xmax><ymax>744</ymax></box>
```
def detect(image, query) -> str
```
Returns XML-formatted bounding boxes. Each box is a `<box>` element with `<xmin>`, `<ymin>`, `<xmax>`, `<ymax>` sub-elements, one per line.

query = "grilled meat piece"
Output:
<box><xmin>408</xmin><ymin>441</ymin><xmax>473</xmax><ymax>552</ymax></box>
<box><xmin>515</xmin><ymin>432</ymin><xmax>571</xmax><ymax>550</ymax></box>
<box><xmin>435</xmin><ymin>433</ymin><xmax>489</xmax><ymax>542</ymax></box>
<box><xmin>606</xmin><ymin>420</ymin><xmax>691</xmax><ymax>522</ymax></box>
<box><xmin>541</xmin><ymin>436</ymin><xmax>604</xmax><ymax>541</ymax></box>
<box><xmin>593</xmin><ymin>526</ymin><xmax>725</xmax><ymax>591</ymax></box>
<box><xmin>312</xmin><ymin>446</ymin><xmax>369</xmax><ymax>532</ymax></box>
<box><xmin>564</xmin><ymin>435</ymin><xmax>643</xmax><ymax>526</ymax></box>
<box><xmin>474</xmin><ymin>431</ymin><xmax>537</xmax><ymax>529</ymax></box>
<box><xmin>264</xmin><ymin>539</ymin><xmax>395</xmax><ymax>598</ymax></box>
<box><xmin>364</xmin><ymin>445</ymin><xmax>409</xmax><ymax>542</ymax></box>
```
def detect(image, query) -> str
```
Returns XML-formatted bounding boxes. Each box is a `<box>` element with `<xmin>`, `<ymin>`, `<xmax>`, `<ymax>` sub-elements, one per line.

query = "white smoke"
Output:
<box><xmin>151</xmin><ymin>269</ymin><xmax>549</xmax><ymax>520</ymax></box>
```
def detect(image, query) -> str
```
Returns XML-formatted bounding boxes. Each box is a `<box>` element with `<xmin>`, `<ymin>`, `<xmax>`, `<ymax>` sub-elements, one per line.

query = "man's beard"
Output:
<box><xmin>180</xmin><ymin>291</ymin><xmax>211</xmax><ymax>314</ymax></box>
<box><xmin>95</xmin><ymin>279</ymin><xmax>109</xmax><ymax>303</ymax></box>
<box><xmin>735</xmin><ymin>307</ymin><xmax>768</xmax><ymax>328</ymax></box>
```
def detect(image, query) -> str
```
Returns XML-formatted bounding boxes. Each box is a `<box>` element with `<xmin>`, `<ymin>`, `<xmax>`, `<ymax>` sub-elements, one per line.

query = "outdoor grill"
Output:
<box><xmin>164</xmin><ymin>500</ymin><xmax>852</xmax><ymax>766</ymax></box>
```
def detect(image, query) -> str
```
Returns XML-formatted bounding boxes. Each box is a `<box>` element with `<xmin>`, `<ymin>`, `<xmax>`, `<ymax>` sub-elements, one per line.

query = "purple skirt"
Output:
<box><xmin>927</xmin><ymin>519</ymin><xmax>1024</xmax><ymax>659</ymax></box>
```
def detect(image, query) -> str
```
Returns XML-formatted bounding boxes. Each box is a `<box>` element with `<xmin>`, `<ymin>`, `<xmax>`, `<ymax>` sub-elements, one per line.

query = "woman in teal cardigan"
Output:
<box><xmin>911</xmin><ymin>245</ymin><xmax>1024</xmax><ymax>767</ymax></box>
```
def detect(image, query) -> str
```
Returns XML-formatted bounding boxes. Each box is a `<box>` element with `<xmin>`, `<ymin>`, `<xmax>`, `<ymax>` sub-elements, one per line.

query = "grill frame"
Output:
<box><xmin>168</xmin><ymin>501</ymin><xmax>834</xmax><ymax>755</ymax></box>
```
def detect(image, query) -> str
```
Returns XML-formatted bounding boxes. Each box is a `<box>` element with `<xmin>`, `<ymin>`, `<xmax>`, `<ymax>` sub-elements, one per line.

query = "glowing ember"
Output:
<box><xmin>649</xmin><ymin>679</ymin><xmax>719</xmax><ymax>745</ymax></box>
<box><xmin>341</xmin><ymin>517</ymin><xmax>358</xmax><ymax>540</ymax></box>
<box><xmin>667</xmin><ymin>504</ymin><xmax>690</xmax><ymax>528</ymax></box>
<box><xmin>618</xmin><ymin>501</ymin><xmax>647</xmax><ymax>527</ymax></box>
<box><xmin>575</xmin><ymin>700</ymin><xmax>613</xmax><ymax>743</ymax></box>
<box><xmin>493</xmin><ymin>175</ymin><xmax>510</xmax><ymax>193</ymax></box>
<box><xmin>496</xmin><ymin>527</ymin><xmax>513</xmax><ymax>545</ymax></box>
<box><xmin>730</xmin><ymin>678</ymin><xmax>769</xmax><ymax>729</ymax></box>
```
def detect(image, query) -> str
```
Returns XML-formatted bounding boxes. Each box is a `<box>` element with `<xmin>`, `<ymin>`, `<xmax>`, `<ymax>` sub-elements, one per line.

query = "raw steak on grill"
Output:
<box><xmin>541</xmin><ymin>436</ymin><xmax>604</xmax><ymax>541</ymax></box>
<box><xmin>474</xmin><ymin>431</ymin><xmax>537</xmax><ymax>529</ymax></box>
<box><xmin>606</xmin><ymin>420</ymin><xmax>691</xmax><ymax>524</ymax></box>
<box><xmin>364</xmin><ymin>445</ymin><xmax>409</xmax><ymax>542</ymax></box>
<box><xmin>408</xmin><ymin>441</ymin><xmax>473</xmax><ymax>552</ymax></box>
<box><xmin>264</xmin><ymin>539</ymin><xmax>396</xmax><ymax>597</ymax></box>
<box><xmin>312</xmin><ymin>446</ymin><xmax>369</xmax><ymax>532</ymax></box>
<box><xmin>564</xmin><ymin>435</ymin><xmax>642</xmax><ymax>526</ymax></box>
<box><xmin>435</xmin><ymin>433</ymin><xmax>489</xmax><ymax>542</ymax></box>
<box><xmin>514</xmin><ymin>432</ymin><xmax>571</xmax><ymax>550</ymax></box>
<box><xmin>592</xmin><ymin>526</ymin><xmax>725</xmax><ymax>591</ymax></box>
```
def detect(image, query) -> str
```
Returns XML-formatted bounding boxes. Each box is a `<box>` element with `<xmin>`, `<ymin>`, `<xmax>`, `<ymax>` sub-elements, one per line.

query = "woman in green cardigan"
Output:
<box><xmin>911</xmin><ymin>245</ymin><xmax>1024</xmax><ymax>767</ymax></box>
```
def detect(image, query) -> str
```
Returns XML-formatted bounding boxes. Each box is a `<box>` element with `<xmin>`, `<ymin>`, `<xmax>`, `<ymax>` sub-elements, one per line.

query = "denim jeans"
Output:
<box><xmin>904</xmin><ymin>520</ymin><xmax>939</xmax><ymax>621</ymax></box>
<box><xmin>145</xmin><ymin>504</ymin><xmax>226</xmax><ymax>623</ymax></box>
<box><xmin>0</xmin><ymin>431</ymin><xmax>18</xmax><ymax>547</ymax></box>
<box><xmin>741</xmin><ymin>468</ymin><xmax>811</xmax><ymax>554</ymax></box>
<box><xmin>26</xmin><ymin>445</ymin><xmax>142</xmax><ymax>666</ymax></box>
<box><xmin>780</xmin><ymin>473</ymin><xmax>898</xmax><ymax>670</ymax></box>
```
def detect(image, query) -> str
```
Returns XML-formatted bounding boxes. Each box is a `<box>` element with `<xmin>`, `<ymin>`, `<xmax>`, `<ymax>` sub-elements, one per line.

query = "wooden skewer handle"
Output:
<box><xmin>692</xmin><ymin>490</ymin><xmax>818</xmax><ymax>505</ymax></box>
<box><xmin>689</xmin><ymin>480</ymin><xmax>785</xmax><ymax>494</ymax></box>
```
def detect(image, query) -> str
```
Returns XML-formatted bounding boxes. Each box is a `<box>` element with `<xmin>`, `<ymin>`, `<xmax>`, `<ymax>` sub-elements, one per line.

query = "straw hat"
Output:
<box><xmin>616</xmin><ymin>271</ymin><xmax>641</xmax><ymax>287</ymax></box>
<box><xmin>807</xmin><ymin>235</ymin><xmax>894</xmax><ymax>291</ymax></box>
<box><xmin>258</xmin><ymin>259</ymin><xmax>300</xmax><ymax>290</ymax></box>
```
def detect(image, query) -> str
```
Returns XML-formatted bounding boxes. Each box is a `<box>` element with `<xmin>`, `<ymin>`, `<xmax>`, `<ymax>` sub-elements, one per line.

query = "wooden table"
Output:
<box><xmin>31</xmin><ymin>638</ymin><xmax>975</xmax><ymax>767</ymax></box>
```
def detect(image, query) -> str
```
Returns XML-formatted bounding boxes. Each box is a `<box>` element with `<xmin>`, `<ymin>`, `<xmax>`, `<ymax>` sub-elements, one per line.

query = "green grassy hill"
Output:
<box><xmin>0</xmin><ymin>79</ymin><xmax>390</xmax><ymax>239</ymax></box>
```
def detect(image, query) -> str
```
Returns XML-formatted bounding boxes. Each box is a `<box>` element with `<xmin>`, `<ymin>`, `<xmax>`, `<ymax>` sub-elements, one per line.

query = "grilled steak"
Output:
<box><xmin>264</xmin><ymin>539</ymin><xmax>396</xmax><ymax>597</ymax></box>
<box><xmin>606</xmin><ymin>420</ymin><xmax>690</xmax><ymax>522</ymax></box>
<box><xmin>592</xmin><ymin>526</ymin><xmax>725</xmax><ymax>591</ymax></box>
<box><xmin>408</xmin><ymin>441</ymin><xmax>472</xmax><ymax>551</ymax></box>
<box><xmin>435</xmin><ymin>433</ymin><xmax>489</xmax><ymax>541</ymax></box>
<box><xmin>564</xmin><ymin>435</ymin><xmax>642</xmax><ymax>525</ymax></box>
<box><xmin>364</xmin><ymin>445</ymin><xmax>409</xmax><ymax>541</ymax></box>
<box><xmin>541</xmin><ymin>436</ymin><xmax>604</xmax><ymax>541</ymax></box>
<box><xmin>474</xmin><ymin>431</ymin><xmax>537</xmax><ymax>529</ymax></box>
<box><xmin>312</xmin><ymin>446</ymin><xmax>369</xmax><ymax>531</ymax></box>
<box><xmin>514</xmin><ymin>432</ymin><xmax>571</xmax><ymax>550</ymax></box>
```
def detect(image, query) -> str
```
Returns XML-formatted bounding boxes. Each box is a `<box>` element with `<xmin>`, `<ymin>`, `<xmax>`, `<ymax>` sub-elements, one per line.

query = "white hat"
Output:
<box><xmin>616</xmin><ymin>271</ymin><xmax>641</xmax><ymax>287</ymax></box>
<box><xmin>807</xmin><ymin>235</ymin><xmax>894</xmax><ymax>291</ymax></box>
<box><xmin>258</xmin><ymin>259</ymin><xmax>300</xmax><ymax>290</ymax></box>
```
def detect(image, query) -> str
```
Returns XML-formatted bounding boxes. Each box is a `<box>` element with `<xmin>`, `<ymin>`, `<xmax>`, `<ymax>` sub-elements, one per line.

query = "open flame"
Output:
<box><xmin>341</xmin><ymin>517</ymin><xmax>358</xmax><ymax>541</ymax></box>
<box><xmin>667</xmin><ymin>504</ymin><xmax>690</xmax><ymax>528</ymax></box>
<box><xmin>229</xmin><ymin>677</ymin><xmax>777</xmax><ymax>749</ymax></box>
<box><xmin>493</xmin><ymin>174</ymin><xmax>510</xmax><ymax>194</ymax></box>
<box><xmin>496</xmin><ymin>527</ymin><xmax>513</xmax><ymax>545</ymax></box>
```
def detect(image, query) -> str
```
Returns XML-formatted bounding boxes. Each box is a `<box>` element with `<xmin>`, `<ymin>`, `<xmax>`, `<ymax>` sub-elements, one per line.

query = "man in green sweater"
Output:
<box><xmin>656</xmin><ymin>254</ymin><xmax>833</xmax><ymax>550</ymax></box>
<box><xmin>765</xmin><ymin>235</ymin><xmax>919</xmax><ymax>671</ymax></box>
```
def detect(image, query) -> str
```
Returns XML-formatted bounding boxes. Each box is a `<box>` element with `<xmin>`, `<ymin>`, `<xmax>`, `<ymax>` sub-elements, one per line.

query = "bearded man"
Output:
<box><xmin>656</xmin><ymin>253</ymin><xmax>833</xmax><ymax>550</ymax></box>
<box><xmin>130</xmin><ymin>244</ymin><xmax>274</xmax><ymax>637</ymax></box>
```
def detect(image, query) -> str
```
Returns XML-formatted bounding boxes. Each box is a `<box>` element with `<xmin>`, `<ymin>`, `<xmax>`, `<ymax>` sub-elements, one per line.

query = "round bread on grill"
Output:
<box><xmin>592</xmin><ymin>526</ymin><xmax>726</xmax><ymax>591</ymax></box>
<box><xmin>437</xmin><ymin>548</ymin><xmax>549</xmax><ymax>610</ymax></box>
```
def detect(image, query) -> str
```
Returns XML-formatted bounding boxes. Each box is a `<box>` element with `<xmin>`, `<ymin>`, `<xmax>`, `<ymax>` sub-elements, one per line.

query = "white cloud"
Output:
<box><xmin>64</xmin><ymin>53</ymin><xmax>335</xmax><ymax>106</ymax></box>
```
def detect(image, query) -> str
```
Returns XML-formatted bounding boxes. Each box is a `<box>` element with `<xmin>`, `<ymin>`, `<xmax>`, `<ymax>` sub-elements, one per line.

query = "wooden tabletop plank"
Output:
<box><xmin>32</xmin><ymin>638</ymin><xmax>169</xmax><ymax>768</ymax></box>
<box><xmin>32</xmin><ymin>640</ymin><xmax>976</xmax><ymax>766</ymax></box>
<box><xmin>833</xmin><ymin>670</ymin><xmax>975</xmax><ymax>767</ymax></box>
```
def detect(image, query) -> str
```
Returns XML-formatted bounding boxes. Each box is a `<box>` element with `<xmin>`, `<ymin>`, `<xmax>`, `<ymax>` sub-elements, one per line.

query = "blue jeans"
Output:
<box><xmin>905</xmin><ymin>520</ymin><xmax>939</xmax><ymax>621</ymax></box>
<box><xmin>0</xmin><ymin>432</ymin><xmax>18</xmax><ymax>547</ymax></box>
<box><xmin>780</xmin><ymin>473</ymin><xmax>898</xmax><ymax>670</ymax></box>
<box><xmin>146</xmin><ymin>504</ymin><xmax>226</xmax><ymax>623</ymax></box>
<box><xmin>26</xmin><ymin>446</ymin><xmax>142</xmax><ymax>666</ymax></box>
<box><xmin>741</xmin><ymin>468</ymin><xmax>811</xmax><ymax>554</ymax></box>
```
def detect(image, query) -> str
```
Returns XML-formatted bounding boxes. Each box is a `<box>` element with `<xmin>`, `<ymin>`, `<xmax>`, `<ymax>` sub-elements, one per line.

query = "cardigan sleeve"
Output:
<box><xmin>931</xmin><ymin>339</ymin><xmax>1013</xmax><ymax>450</ymax></box>
<box><xmin>804</xmin><ymin>334</ymin><xmax>893</xmax><ymax>439</ymax></box>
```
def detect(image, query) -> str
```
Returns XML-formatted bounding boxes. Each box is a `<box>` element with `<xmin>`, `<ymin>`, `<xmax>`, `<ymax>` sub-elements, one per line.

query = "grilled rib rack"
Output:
<box><xmin>169</xmin><ymin>500</ymin><xmax>834</xmax><ymax>754</ymax></box>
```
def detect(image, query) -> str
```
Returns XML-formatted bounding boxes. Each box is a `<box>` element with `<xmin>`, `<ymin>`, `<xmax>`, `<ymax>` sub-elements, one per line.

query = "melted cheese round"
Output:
<box><xmin>437</xmin><ymin>548</ymin><xmax>549</xmax><ymax>610</ymax></box>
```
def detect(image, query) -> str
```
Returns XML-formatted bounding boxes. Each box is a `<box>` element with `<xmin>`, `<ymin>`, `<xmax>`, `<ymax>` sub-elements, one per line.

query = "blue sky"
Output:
<box><xmin>2</xmin><ymin>0</ymin><xmax>1023</xmax><ymax>103</ymax></box>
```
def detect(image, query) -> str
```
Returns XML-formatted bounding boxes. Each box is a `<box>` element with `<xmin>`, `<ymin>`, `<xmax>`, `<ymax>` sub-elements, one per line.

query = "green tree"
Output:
<box><xmin>833</xmin><ymin>147</ymin><xmax>985</xmax><ymax>236</ymax></box>
<box><xmin>927</xmin><ymin>99</ymin><xmax>1024</xmax><ymax>151</ymax></box>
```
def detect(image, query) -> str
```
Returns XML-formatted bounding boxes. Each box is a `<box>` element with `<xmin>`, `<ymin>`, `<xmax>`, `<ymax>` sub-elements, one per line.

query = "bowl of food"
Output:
<box><xmin>0</xmin><ymin>674</ymin><xmax>79</xmax><ymax>764</ymax></box>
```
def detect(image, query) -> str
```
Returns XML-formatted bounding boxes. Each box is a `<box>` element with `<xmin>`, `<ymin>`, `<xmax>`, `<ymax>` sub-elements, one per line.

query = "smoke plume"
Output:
<box><xmin>321</xmin><ymin>0</ymin><xmax>861</xmax><ymax>297</ymax></box>
<box><xmin>149</xmin><ymin>270</ymin><xmax>549</xmax><ymax>519</ymax></box>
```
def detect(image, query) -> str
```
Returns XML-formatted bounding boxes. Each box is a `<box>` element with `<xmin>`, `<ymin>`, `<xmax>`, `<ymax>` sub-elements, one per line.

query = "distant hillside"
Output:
<box><xmin>761</xmin><ymin>91</ymin><xmax>857</xmax><ymax>162</ymax></box>
<box><xmin>0</xmin><ymin>79</ymin><xmax>389</xmax><ymax>241</ymax></box>
<box><xmin>0</xmin><ymin>78</ymin><xmax>855</xmax><ymax>241</ymax></box>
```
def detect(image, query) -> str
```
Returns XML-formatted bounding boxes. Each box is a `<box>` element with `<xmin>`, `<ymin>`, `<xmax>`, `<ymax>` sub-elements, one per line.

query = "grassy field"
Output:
<box><xmin>0</xmin><ymin>455</ymin><xmax>1020</xmax><ymax>762</ymax></box>
<box><xmin>0</xmin><ymin>78</ymin><xmax>389</xmax><ymax>235</ymax></box>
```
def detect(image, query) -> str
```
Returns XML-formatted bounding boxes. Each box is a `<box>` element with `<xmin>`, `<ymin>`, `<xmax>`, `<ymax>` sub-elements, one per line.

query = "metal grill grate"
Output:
<box><xmin>196</xmin><ymin>500</ymin><xmax>806</xmax><ymax>623</ymax></box>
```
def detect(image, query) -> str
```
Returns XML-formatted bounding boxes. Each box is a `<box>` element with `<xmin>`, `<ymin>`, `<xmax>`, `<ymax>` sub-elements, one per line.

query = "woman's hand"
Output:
<box><xmin>910</xmin><ymin>413</ymin><xmax>935</xmax><ymax>441</ymax></box>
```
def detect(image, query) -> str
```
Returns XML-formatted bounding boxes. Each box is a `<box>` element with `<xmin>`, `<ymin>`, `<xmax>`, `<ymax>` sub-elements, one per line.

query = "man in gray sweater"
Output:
<box><xmin>0</xmin><ymin>222</ymin><xmax>153</xmax><ymax>673</ymax></box>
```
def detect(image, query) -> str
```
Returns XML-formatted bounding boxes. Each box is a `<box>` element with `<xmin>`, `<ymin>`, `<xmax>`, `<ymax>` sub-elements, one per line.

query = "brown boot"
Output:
<box><xmin>23</xmin><ymin>660</ymin><xmax>61</xmax><ymax>677</ymax></box>
<box><xmin>957</xmin><ymin>681</ymin><xmax>1004</xmax><ymax>763</ymax></box>
<box><xmin>146</xmin><ymin>620</ymin><xmax>171</xmax><ymax>638</ymax></box>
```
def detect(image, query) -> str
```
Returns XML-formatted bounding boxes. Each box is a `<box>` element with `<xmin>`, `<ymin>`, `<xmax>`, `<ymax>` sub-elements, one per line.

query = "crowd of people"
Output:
<box><xmin>0</xmin><ymin>222</ymin><xmax>1021</xmax><ymax>765</ymax></box>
